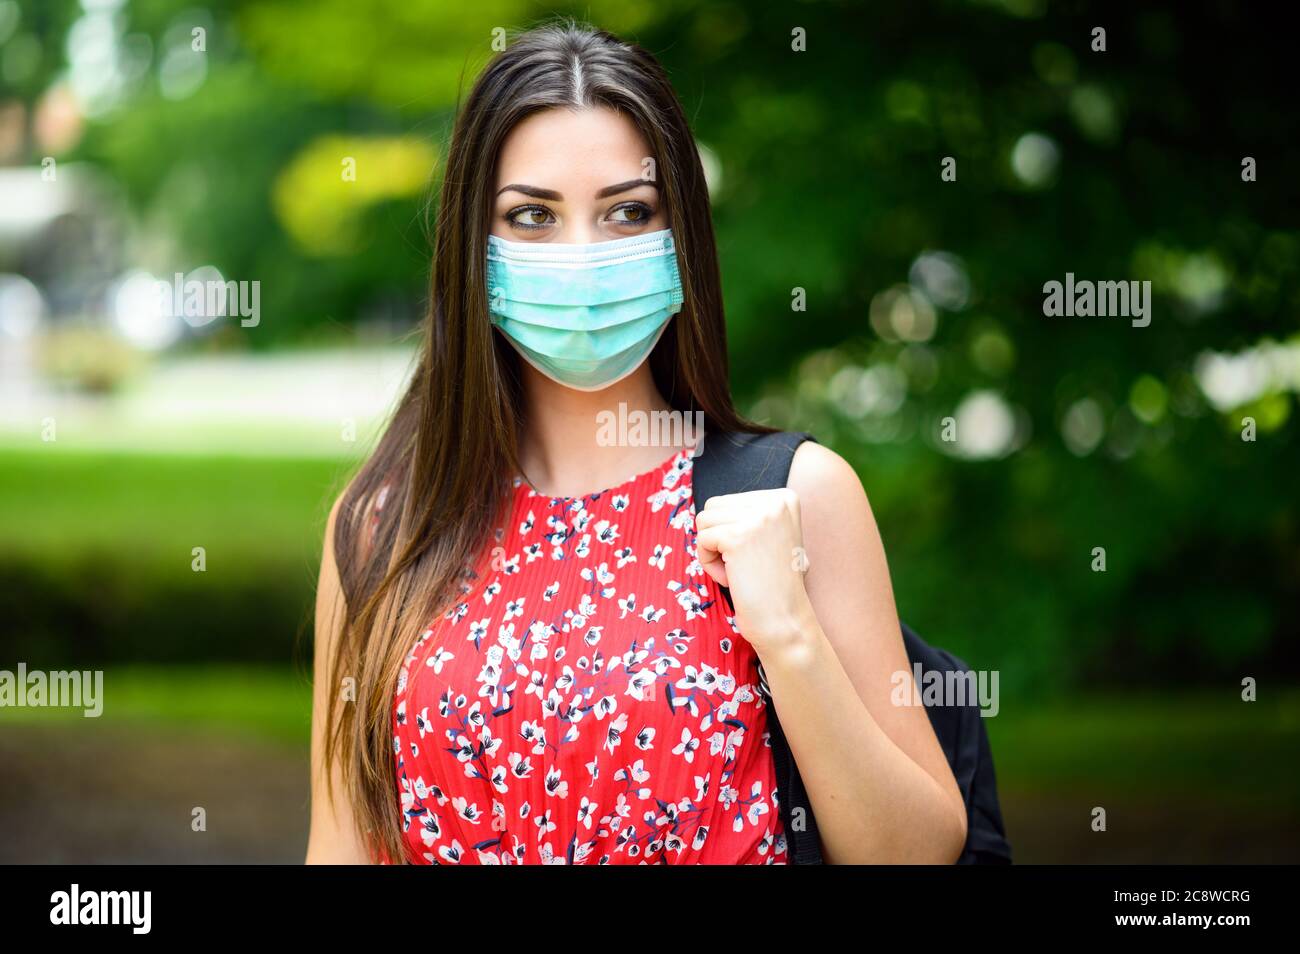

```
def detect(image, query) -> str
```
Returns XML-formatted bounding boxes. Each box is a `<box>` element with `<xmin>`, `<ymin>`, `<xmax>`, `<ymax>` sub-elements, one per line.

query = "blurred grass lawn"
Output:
<box><xmin>0</xmin><ymin>447</ymin><xmax>348</xmax><ymax>572</ymax></box>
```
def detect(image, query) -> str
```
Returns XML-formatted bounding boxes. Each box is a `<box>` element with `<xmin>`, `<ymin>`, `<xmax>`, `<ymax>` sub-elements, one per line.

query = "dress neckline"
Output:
<box><xmin>514</xmin><ymin>443</ymin><xmax>694</xmax><ymax>501</ymax></box>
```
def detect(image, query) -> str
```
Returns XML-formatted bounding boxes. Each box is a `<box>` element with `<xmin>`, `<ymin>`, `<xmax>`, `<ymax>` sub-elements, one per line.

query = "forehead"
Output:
<box><xmin>494</xmin><ymin>106</ymin><xmax>653</xmax><ymax>187</ymax></box>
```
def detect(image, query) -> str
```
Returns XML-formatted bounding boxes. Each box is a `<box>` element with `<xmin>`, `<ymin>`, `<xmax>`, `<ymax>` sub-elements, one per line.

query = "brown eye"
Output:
<box><xmin>608</xmin><ymin>201</ymin><xmax>654</xmax><ymax>226</ymax></box>
<box><xmin>506</xmin><ymin>205</ymin><xmax>555</xmax><ymax>230</ymax></box>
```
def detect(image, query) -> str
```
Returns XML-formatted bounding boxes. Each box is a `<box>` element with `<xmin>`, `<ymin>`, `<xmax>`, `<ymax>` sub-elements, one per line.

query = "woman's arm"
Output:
<box><xmin>694</xmin><ymin>442</ymin><xmax>967</xmax><ymax>863</ymax></box>
<box><xmin>305</xmin><ymin>496</ymin><xmax>372</xmax><ymax>864</ymax></box>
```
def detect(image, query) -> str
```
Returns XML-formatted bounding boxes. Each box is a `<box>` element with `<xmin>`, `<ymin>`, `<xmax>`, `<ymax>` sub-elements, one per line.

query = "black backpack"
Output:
<box><xmin>692</xmin><ymin>429</ymin><xmax>1012</xmax><ymax>865</ymax></box>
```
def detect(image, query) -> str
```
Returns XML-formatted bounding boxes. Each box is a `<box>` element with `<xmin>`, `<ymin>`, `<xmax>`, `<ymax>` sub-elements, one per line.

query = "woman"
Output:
<box><xmin>306</xmin><ymin>20</ymin><xmax>967</xmax><ymax>865</ymax></box>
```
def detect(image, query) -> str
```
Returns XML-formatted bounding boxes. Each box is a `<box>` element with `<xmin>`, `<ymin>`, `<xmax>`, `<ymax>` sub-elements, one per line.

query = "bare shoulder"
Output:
<box><xmin>785</xmin><ymin>439</ymin><xmax>889</xmax><ymax>606</ymax></box>
<box><xmin>787</xmin><ymin>440</ymin><xmax>873</xmax><ymax>525</ymax></box>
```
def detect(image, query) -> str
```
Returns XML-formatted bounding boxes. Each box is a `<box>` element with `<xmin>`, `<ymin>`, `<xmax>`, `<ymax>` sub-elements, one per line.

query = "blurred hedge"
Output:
<box><xmin>0</xmin><ymin>449</ymin><xmax>344</xmax><ymax>667</ymax></box>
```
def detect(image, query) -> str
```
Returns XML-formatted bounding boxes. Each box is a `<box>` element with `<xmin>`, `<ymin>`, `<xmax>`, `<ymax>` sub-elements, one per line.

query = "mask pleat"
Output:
<box><xmin>486</xmin><ymin>229</ymin><xmax>684</xmax><ymax>391</ymax></box>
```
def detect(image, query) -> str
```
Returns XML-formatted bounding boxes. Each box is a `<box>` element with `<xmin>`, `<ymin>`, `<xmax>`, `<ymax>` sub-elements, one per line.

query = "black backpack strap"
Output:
<box><xmin>692</xmin><ymin>430</ymin><xmax>817</xmax><ymax>509</ymax></box>
<box><xmin>692</xmin><ymin>429</ymin><xmax>824</xmax><ymax>865</ymax></box>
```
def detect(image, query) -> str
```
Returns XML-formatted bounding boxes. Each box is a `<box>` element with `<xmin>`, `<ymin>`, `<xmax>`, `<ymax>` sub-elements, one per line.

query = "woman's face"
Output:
<box><xmin>491</xmin><ymin>106</ymin><xmax>667</xmax><ymax>244</ymax></box>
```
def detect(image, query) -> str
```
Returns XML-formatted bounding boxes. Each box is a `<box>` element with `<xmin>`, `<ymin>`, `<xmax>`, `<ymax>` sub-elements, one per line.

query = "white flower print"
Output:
<box><xmin>418</xmin><ymin>813</ymin><xmax>440</xmax><ymax>847</ymax></box>
<box><xmin>391</xmin><ymin>448</ymin><xmax>785</xmax><ymax>865</ymax></box>
<box><xmin>427</xmin><ymin>647</ymin><xmax>455</xmax><ymax>674</ymax></box>
<box><xmin>534</xmin><ymin>809</ymin><xmax>557</xmax><ymax>841</ymax></box>
<box><xmin>468</xmin><ymin>617</ymin><xmax>491</xmax><ymax>645</ymax></box>
<box><xmin>676</xmin><ymin>662</ymin><xmax>722</xmax><ymax>694</ymax></box>
<box><xmin>669</xmin><ymin>506</ymin><xmax>695</xmax><ymax>532</ymax></box>
<box><xmin>544</xmin><ymin>766</ymin><xmax>569</xmax><ymax>799</ymax></box>
<box><xmin>673</xmin><ymin>727</ymin><xmax>699</xmax><ymax>763</ymax></box>
<box><xmin>604</xmin><ymin>712</ymin><xmax>628</xmax><ymax>753</ymax></box>
<box><xmin>625</xmin><ymin>668</ymin><xmax>655</xmax><ymax>701</ymax></box>
<box><xmin>452</xmin><ymin>796</ymin><xmax>482</xmax><ymax>824</ymax></box>
<box><xmin>673</xmin><ymin>584</ymin><xmax>708</xmax><ymax>621</ymax></box>
<box><xmin>745</xmin><ymin>782</ymin><xmax>770</xmax><ymax>828</ymax></box>
<box><xmin>466</xmin><ymin>701</ymin><xmax>485</xmax><ymax>729</ymax></box>
<box><xmin>640</xmin><ymin>605</ymin><xmax>667</xmax><ymax>624</ymax></box>
<box><xmin>524</xmin><ymin>670</ymin><xmax>546</xmax><ymax>699</ymax></box>
<box><xmin>438</xmin><ymin>840</ymin><xmax>465</xmax><ymax>863</ymax></box>
<box><xmin>541</xmin><ymin>688</ymin><xmax>562</xmax><ymax>719</ymax></box>
<box><xmin>451</xmin><ymin>734</ymin><xmax>475</xmax><ymax>763</ymax></box>
<box><xmin>508</xmin><ymin>751</ymin><xmax>534</xmax><ymax>779</ymax></box>
<box><xmin>569</xmin><ymin>502</ymin><xmax>590</xmax><ymax>532</ymax></box>
<box><xmin>518</xmin><ymin>720</ymin><xmax>546</xmax><ymax>754</ymax></box>
<box><xmin>581</xmin><ymin>561</ymin><xmax>614</xmax><ymax>587</ymax></box>
<box><xmin>478</xmin><ymin>725</ymin><xmax>502</xmax><ymax>759</ymax></box>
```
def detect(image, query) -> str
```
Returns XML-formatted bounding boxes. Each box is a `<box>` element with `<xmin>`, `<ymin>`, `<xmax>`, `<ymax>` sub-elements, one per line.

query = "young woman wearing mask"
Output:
<box><xmin>306</xmin><ymin>21</ymin><xmax>967</xmax><ymax>866</ymax></box>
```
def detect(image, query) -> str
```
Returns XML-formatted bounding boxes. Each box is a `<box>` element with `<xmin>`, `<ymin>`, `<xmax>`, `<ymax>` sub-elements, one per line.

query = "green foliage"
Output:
<box><xmin>3</xmin><ymin>1</ymin><xmax>1296</xmax><ymax>689</ymax></box>
<box><xmin>0</xmin><ymin>665</ymin><xmax>313</xmax><ymax>745</ymax></box>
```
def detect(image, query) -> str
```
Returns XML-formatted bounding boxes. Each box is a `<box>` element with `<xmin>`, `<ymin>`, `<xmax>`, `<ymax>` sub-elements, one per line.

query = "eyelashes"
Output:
<box><xmin>607</xmin><ymin>201</ymin><xmax>654</xmax><ymax>225</ymax></box>
<box><xmin>502</xmin><ymin>201</ymin><xmax>657</xmax><ymax>232</ymax></box>
<box><xmin>505</xmin><ymin>204</ymin><xmax>554</xmax><ymax>231</ymax></box>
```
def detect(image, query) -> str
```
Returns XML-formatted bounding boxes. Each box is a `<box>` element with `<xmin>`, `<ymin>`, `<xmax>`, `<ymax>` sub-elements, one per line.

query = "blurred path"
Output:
<box><xmin>0</xmin><ymin>723</ymin><xmax>309</xmax><ymax>864</ymax></box>
<box><xmin>1</xmin><ymin>723</ymin><xmax>1295</xmax><ymax>863</ymax></box>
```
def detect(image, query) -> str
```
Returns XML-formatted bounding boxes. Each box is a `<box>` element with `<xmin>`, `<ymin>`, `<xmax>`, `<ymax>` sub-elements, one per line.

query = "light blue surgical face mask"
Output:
<box><xmin>486</xmin><ymin>228</ymin><xmax>684</xmax><ymax>391</ymax></box>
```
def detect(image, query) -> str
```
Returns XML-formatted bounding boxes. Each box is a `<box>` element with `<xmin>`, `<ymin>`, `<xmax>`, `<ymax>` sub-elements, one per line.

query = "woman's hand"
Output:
<box><xmin>693</xmin><ymin>487</ymin><xmax>817</xmax><ymax>655</ymax></box>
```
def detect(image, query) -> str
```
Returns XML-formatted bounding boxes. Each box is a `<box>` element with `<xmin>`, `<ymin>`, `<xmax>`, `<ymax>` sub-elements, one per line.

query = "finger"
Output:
<box><xmin>698</xmin><ymin>491</ymin><xmax>756</xmax><ymax>511</ymax></box>
<box><xmin>698</xmin><ymin>552</ymin><xmax>728</xmax><ymax>587</ymax></box>
<box><xmin>696</xmin><ymin>519</ymin><xmax>741</xmax><ymax>546</ymax></box>
<box><xmin>694</xmin><ymin>493</ymin><xmax>757</xmax><ymax>525</ymax></box>
<box><xmin>692</xmin><ymin>506</ymin><xmax>740</xmax><ymax>532</ymax></box>
<box><xmin>695</xmin><ymin>529</ymin><xmax>730</xmax><ymax>587</ymax></box>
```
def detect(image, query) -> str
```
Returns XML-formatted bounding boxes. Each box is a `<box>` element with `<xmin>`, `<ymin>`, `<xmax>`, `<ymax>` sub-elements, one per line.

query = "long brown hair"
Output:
<box><xmin>324</xmin><ymin>18</ymin><xmax>769</xmax><ymax>862</ymax></box>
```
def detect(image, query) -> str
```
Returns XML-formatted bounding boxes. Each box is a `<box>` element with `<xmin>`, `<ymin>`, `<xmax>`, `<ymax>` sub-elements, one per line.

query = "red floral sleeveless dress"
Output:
<box><xmin>391</xmin><ymin>446</ymin><xmax>787</xmax><ymax>864</ymax></box>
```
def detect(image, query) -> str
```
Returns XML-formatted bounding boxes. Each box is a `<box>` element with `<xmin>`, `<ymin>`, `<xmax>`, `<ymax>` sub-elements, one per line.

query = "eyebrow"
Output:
<box><xmin>596</xmin><ymin>178</ymin><xmax>659</xmax><ymax>199</ymax></box>
<box><xmin>496</xmin><ymin>178</ymin><xmax>659</xmax><ymax>201</ymax></box>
